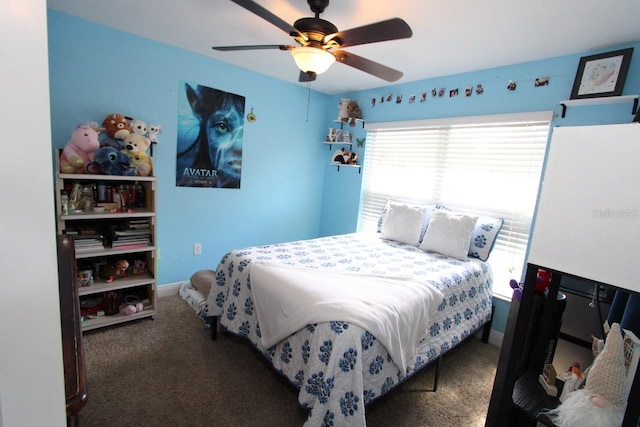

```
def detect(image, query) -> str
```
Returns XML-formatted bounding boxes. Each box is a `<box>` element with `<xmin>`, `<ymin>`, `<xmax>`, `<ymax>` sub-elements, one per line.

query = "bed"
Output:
<box><xmin>188</xmin><ymin>203</ymin><xmax>499</xmax><ymax>427</ymax></box>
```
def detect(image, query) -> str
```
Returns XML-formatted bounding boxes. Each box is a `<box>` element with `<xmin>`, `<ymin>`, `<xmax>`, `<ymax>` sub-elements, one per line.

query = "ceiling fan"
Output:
<box><xmin>212</xmin><ymin>0</ymin><xmax>412</xmax><ymax>83</ymax></box>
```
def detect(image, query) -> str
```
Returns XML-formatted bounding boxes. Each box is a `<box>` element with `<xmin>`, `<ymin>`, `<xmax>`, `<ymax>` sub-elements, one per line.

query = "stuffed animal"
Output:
<box><xmin>128</xmin><ymin>118</ymin><xmax>148</xmax><ymax>136</ymax></box>
<box><xmin>102</xmin><ymin>113</ymin><xmax>131</xmax><ymax>140</ymax></box>
<box><xmin>147</xmin><ymin>124</ymin><xmax>162</xmax><ymax>144</ymax></box>
<box><xmin>59</xmin><ymin>122</ymin><xmax>101</xmax><ymax>174</ymax></box>
<box><xmin>545</xmin><ymin>323</ymin><xmax>627</xmax><ymax>427</ymax></box>
<box><xmin>86</xmin><ymin>146</ymin><xmax>136</xmax><ymax>176</ymax></box>
<box><xmin>337</xmin><ymin>97</ymin><xmax>350</xmax><ymax>123</ymax></box>
<box><xmin>332</xmin><ymin>148</ymin><xmax>356</xmax><ymax>164</ymax></box>
<box><xmin>348</xmin><ymin>152</ymin><xmax>358</xmax><ymax>165</ymax></box>
<box><xmin>121</xmin><ymin>133</ymin><xmax>153</xmax><ymax>176</ymax></box>
<box><xmin>332</xmin><ymin>148</ymin><xmax>346</xmax><ymax>164</ymax></box>
<box><xmin>102</xmin><ymin>259</ymin><xmax>130</xmax><ymax>283</ymax></box>
<box><xmin>147</xmin><ymin>124</ymin><xmax>162</xmax><ymax>156</ymax></box>
<box><xmin>346</xmin><ymin>99</ymin><xmax>362</xmax><ymax>126</ymax></box>
<box><xmin>130</xmin><ymin>152</ymin><xmax>153</xmax><ymax>177</ymax></box>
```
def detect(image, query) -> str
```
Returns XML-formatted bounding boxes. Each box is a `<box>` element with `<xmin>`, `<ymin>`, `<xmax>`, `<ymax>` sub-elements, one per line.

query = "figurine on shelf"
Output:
<box><xmin>327</xmin><ymin>128</ymin><xmax>338</xmax><ymax>142</ymax></box>
<box><xmin>544</xmin><ymin>323</ymin><xmax>628</xmax><ymax>427</ymax></box>
<box><xmin>102</xmin><ymin>260</ymin><xmax>130</xmax><ymax>283</ymax></box>
<box><xmin>332</xmin><ymin>148</ymin><xmax>356</xmax><ymax>165</ymax></box>
<box><xmin>337</xmin><ymin>97</ymin><xmax>350</xmax><ymax>123</ymax></box>
<box><xmin>346</xmin><ymin>99</ymin><xmax>362</xmax><ymax>126</ymax></box>
<box><xmin>348</xmin><ymin>152</ymin><xmax>358</xmax><ymax>166</ymax></box>
<box><xmin>558</xmin><ymin>362</ymin><xmax>585</xmax><ymax>402</ymax></box>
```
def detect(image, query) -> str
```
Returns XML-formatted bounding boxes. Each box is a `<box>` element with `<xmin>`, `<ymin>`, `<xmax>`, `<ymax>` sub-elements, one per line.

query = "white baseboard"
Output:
<box><xmin>158</xmin><ymin>281</ymin><xmax>183</xmax><ymax>298</ymax></box>
<box><xmin>487</xmin><ymin>330</ymin><xmax>503</xmax><ymax>348</ymax></box>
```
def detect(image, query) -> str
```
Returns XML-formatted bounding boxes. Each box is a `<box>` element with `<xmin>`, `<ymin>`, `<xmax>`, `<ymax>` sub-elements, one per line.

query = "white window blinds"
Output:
<box><xmin>358</xmin><ymin>112</ymin><xmax>552</xmax><ymax>299</ymax></box>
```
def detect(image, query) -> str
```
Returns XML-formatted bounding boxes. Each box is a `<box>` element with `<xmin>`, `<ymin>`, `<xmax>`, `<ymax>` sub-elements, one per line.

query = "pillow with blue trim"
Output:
<box><xmin>469</xmin><ymin>216</ymin><xmax>504</xmax><ymax>261</ymax></box>
<box><xmin>437</xmin><ymin>205</ymin><xmax>504</xmax><ymax>261</ymax></box>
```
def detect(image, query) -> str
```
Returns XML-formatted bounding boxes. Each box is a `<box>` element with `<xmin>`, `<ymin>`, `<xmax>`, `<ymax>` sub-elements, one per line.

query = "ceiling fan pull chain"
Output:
<box><xmin>306</xmin><ymin>82</ymin><xmax>311</xmax><ymax>122</ymax></box>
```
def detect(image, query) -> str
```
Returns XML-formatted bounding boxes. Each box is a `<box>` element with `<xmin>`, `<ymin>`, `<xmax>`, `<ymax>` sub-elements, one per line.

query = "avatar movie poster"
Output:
<box><xmin>176</xmin><ymin>80</ymin><xmax>245</xmax><ymax>188</ymax></box>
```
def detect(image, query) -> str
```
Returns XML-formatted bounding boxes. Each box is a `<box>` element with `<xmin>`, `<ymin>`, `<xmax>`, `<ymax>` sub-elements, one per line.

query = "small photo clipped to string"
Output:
<box><xmin>535</xmin><ymin>76</ymin><xmax>550</xmax><ymax>87</ymax></box>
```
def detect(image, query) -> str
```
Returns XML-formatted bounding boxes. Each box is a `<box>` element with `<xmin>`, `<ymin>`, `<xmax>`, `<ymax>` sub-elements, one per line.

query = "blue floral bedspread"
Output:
<box><xmin>204</xmin><ymin>233</ymin><xmax>493</xmax><ymax>427</ymax></box>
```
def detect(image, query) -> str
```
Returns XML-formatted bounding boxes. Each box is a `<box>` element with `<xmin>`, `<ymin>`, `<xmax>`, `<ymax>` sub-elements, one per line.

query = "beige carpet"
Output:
<box><xmin>78</xmin><ymin>295</ymin><xmax>499</xmax><ymax>427</ymax></box>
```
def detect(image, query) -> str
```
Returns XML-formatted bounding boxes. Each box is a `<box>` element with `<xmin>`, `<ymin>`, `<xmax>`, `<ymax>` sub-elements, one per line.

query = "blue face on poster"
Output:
<box><xmin>176</xmin><ymin>82</ymin><xmax>245</xmax><ymax>188</ymax></box>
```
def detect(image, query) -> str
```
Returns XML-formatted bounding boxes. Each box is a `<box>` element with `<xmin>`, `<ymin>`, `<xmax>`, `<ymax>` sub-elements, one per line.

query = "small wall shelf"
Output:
<box><xmin>333</xmin><ymin>118</ymin><xmax>365</xmax><ymax>129</ymax></box>
<box><xmin>559</xmin><ymin>94</ymin><xmax>639</xmax><ymax>118</ymax></box>
<box><xmin>332</xmin><ymin>163</ymin><xmax>361</xmax><ymax>173</ymax></box>
<box><xmin>323</xmin><ymin>141</ymin><xmax>352</xmax><ymax>150</ymax></box>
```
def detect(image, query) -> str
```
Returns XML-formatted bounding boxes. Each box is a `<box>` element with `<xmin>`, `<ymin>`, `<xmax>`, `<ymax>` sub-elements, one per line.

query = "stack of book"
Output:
<box><xmin>111</xmin><ymin>219</ymin><xmax>151</xmax><ymax>249</ymax></box>
<box><xmin>73</xmin><ymin>236</ymin><xmax>104</xmax><ymax>253</ymax></box>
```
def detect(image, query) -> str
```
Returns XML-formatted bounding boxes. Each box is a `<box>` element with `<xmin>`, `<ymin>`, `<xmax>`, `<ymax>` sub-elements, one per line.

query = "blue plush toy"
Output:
<box><xmin>87</xmin><ymin>147</ymin><xmax>136</xmax><ymax>176</ymax></box>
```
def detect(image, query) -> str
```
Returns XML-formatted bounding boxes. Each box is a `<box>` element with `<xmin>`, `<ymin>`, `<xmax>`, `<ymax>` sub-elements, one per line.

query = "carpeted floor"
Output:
<box><xmin>78</xmin><ymin>295</ymin><xmax>499</xmax><ymax>426</ymax></box>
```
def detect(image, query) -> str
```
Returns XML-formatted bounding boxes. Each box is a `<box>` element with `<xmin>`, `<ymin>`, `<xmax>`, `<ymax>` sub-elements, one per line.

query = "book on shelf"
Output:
<box><xmin>113</xmin><ymin>230</ymin><xmax>150</xmax><ymax>238</ymax></box>
<box><xmin>74</xmin><ymin>243</ymin><xmax>104</xmax><ymax>252</ymax></box>
<box><xmin>110</xmin><ymin>244</ymin><xmax>149</xmax><ymax>250</ymax></box>
<box><xmin>112</xmin><ymin>239</ymin><xmax>150</xmax><ymax>247</ymax></box>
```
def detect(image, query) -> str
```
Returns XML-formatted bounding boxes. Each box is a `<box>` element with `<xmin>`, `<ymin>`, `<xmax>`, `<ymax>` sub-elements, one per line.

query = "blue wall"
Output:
<box><xmin>318</xmin><ymin>42</ymin><xmax>640</xmax><ymax>333</ymax></box>
<box><xmin>48</xmin><ymin>11</ymin><xmax>333</xmax><ymax>285</ymax></box>
<box><xmin>48</xmin><ymin>10</ymin><xmax>640</xmax><ymax>334</ymax></box>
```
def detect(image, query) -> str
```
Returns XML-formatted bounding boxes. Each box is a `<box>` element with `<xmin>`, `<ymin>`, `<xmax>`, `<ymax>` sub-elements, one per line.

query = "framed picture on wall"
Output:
<box><xmin>570</xmin><ymin>48</ymin><xmax>634</xmax><ymax>99</ymax></box>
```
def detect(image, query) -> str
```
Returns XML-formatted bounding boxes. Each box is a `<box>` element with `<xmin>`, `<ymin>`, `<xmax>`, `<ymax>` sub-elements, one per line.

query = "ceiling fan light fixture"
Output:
<box><xmin>291</xmin><ymin>46</ymin><xmax>335</xmax><ymax>75</ymax></box>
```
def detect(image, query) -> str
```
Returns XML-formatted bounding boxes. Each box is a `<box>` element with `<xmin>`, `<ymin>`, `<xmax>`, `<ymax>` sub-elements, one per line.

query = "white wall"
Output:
<box><xmin>0</xmin><ymin>1</ymin><xmax>66</xmax><ymax>425</ymax></box>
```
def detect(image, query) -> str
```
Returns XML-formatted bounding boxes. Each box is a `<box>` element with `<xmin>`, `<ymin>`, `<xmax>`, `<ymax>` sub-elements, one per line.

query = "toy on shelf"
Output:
<box><xmin>346</xmin><ymin>99</ymin><xmax>362</xmax><ymax>126</ymax></box>
<box><xmin>59</xmin><ymin>122</ymin><xmax>101</xmax><ymax>174</ymax></box>
<box><xmin>86</xmin><ymin>146</ymin><xmax>136</xmax><ymax>176</ymax></box>
<box><xmin>128</xmin><ymin>118</ymin><xmax>147</xmax><ymax>136</ymax></box>
<box><xmin>337</xmin><ymin>97</ymin><xmax>350</xmax><ymax>123</ymax></box>
<box><xmin>102</xmin><ymin>113</ymin><xmax>131</xmax><ymax>140</ymax></box>
<box><xmin>121</xmin><ymin>133</ymin><xmax>153</xmax><ymax>176</ymax></box>
<box><xmin>147</xmin><ymin>124</ymin><xmax>162</xmax><ymax>156</ymax></box>
<box><xmin>332</xmin><ymin>148</ymin><xmax>357</xmax><ymax>165</ymax></box>
<box><xmin>509</xmin><ymin>268</ymin><xmax>552</xmax><ymax>300</ymax></box>
<box><xmin>101</xmin><ymin>259</ymin><xmax>129</xmax><ymax>283</ymax></box>
<box><xmin>545</xmin><ymin>323</ymin><xmax>628</xmax><ymax>427</ymax></box>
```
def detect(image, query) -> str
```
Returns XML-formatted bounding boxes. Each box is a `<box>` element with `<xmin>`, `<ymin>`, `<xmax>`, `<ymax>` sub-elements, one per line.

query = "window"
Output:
<box><xmin>358</xmin><ymin>112</ymin><xmax>553</xmax><ymax>300</ymax></box>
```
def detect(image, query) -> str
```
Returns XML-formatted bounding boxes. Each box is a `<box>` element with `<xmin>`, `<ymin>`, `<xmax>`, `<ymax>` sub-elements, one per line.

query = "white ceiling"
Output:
<box><xmin>47</xmin><ymin>0</ymin><xmax>640</xmax><ymax>95</ymax></box>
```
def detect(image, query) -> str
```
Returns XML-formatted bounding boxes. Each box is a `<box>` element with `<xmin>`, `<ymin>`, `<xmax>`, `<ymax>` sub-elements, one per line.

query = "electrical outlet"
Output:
<box><xmin>193</xmin><ymin>243</ymin><xmax>202</xmax><ymax>255</ymax></box>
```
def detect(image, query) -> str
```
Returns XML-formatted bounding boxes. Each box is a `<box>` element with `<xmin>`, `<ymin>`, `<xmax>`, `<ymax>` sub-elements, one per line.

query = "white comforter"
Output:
<box><xmin>250</xmin><ymin>262</ymin><xmax>444</xmax><ymax>373</ymax></box>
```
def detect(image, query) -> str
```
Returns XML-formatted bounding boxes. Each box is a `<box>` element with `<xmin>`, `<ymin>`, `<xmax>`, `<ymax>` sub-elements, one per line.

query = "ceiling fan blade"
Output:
<box><xmin>212</xmin><ymin>44</ymin><xmax>294</xmax><ymax>51</ymax></box>
<box><xmin>298</xmin><ymin>71</ymin><xmax>317</xmax><ymax>82</ymax></box>
<box><xmin>230</xmin><ymin>0</ymin><xmax>306</xmax><ymax>41</ymax></box>
<box><xmin>333</xmin><ymin>50</ymin><xmax>403</xmax><ymax>82</ymax></box>
<box><xmin>325</xmin><ymin>18</ymin><xmax>412</xmax><ymax>48</ymax></box>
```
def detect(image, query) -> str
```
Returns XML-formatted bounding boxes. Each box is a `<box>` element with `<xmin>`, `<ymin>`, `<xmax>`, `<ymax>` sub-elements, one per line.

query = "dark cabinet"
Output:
<box><xmin>57</xmin><ymin>235</ymin><xmax>87</xmax><ymax>425</ymax></box>
<box><xmin>485</xmin><ymin>263</ymin><xmax>640</xmax><ymax>426</ymax></box>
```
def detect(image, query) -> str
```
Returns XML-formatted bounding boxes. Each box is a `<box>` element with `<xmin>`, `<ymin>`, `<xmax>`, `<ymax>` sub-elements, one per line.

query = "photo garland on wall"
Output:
<box><xmin>176</xmin><ymin>80</ymin><xmax>246</xmax><ymax>188</ymax></box>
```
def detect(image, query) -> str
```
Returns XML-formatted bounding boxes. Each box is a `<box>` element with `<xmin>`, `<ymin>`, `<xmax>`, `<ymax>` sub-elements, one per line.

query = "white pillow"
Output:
<box><xmin>380</xmin><ymin>201</ymin><xmax>430</xmax><ymax>246</ymax></box>
<box><xmin>419</xmin><ymin>209</ymin><xmax>478</xmax><ymax>260</ymax></box>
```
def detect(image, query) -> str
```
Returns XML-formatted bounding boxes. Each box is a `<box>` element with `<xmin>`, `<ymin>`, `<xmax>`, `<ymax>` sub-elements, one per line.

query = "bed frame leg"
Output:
<box><xmin>210</xmin><ymin>317</ymin><xmax>218</xmax><ymax>341</ymax></box>
<box><xmin>431</xmin><ymin>356</ymin><xmax>442</xmax><ymax>392</ymax></box>
<box><xmin>481</xmin><ymin>305</ymin><xmax>495</xmax><ymax>344</ymax></box>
